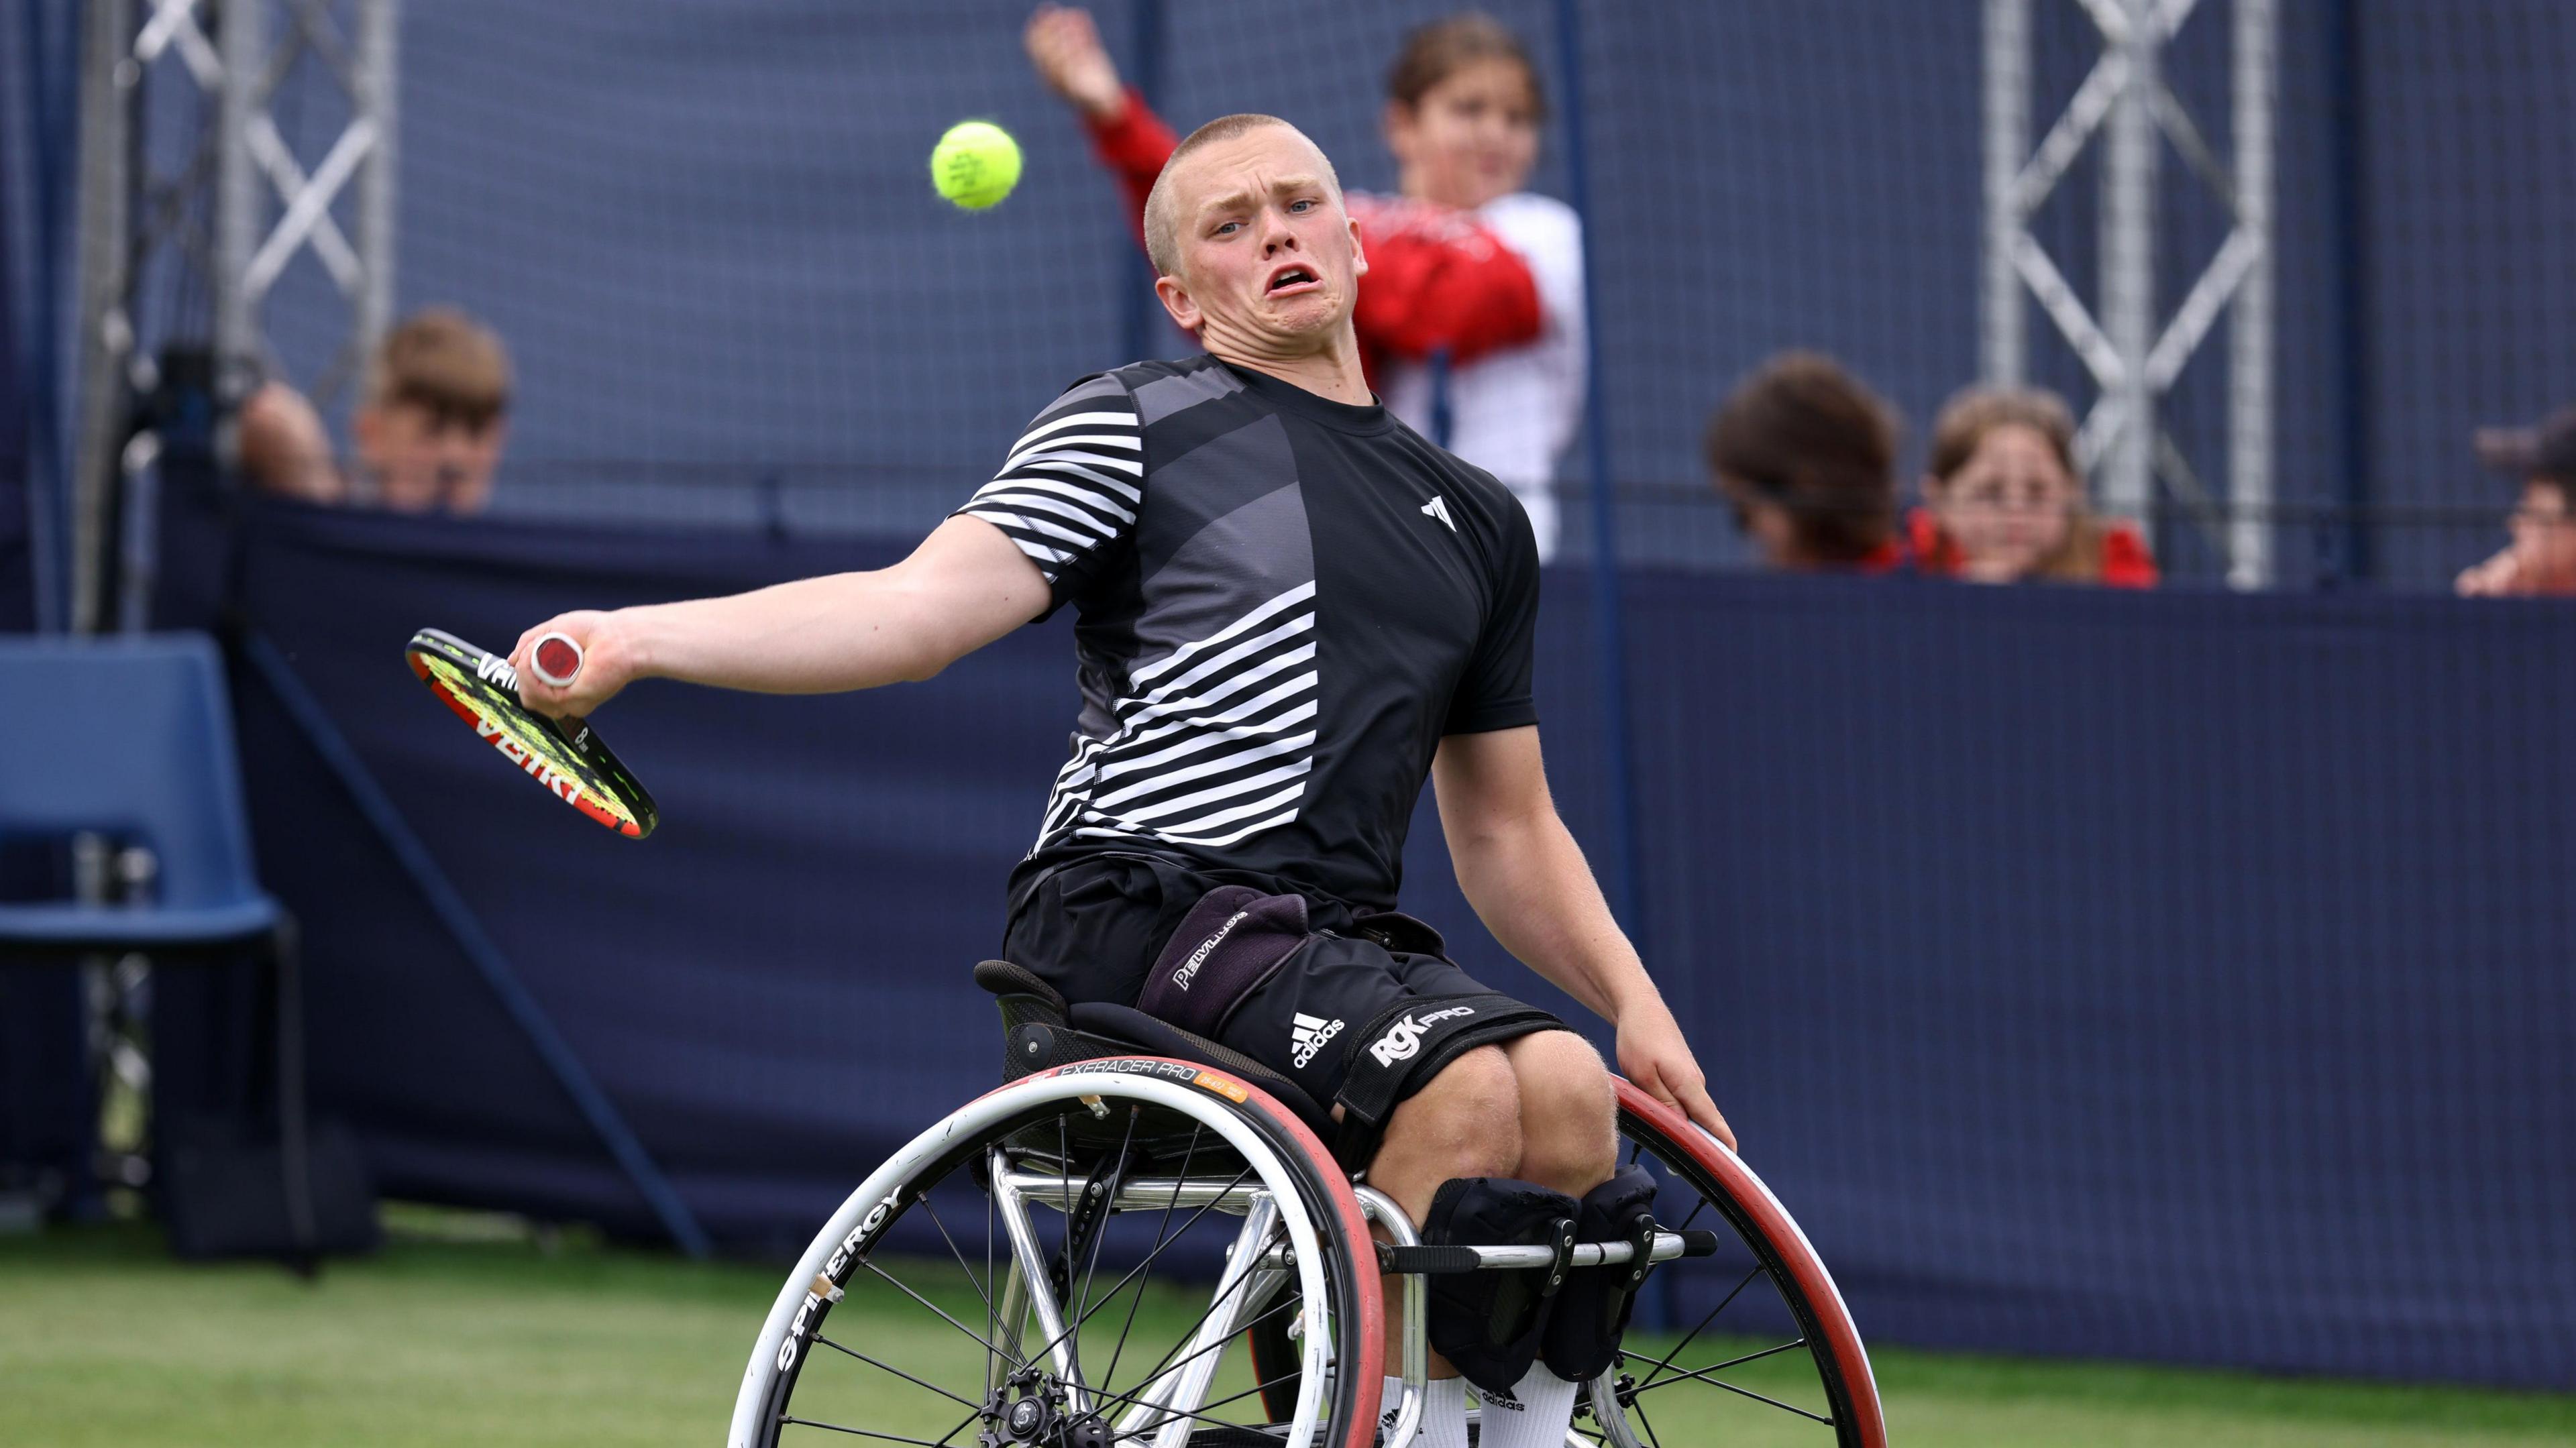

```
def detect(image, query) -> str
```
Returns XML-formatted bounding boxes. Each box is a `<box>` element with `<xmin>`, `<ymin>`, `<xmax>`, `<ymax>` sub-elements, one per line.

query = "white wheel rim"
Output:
<box><xmin>729</xmin><ymin>1070</ymin><xmax>1345</xmax><ymax>1448</ymax></box>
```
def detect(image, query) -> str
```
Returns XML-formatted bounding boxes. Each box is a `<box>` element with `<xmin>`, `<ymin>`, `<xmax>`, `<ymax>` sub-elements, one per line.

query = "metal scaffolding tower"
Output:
<box><xmin>1983</xmin><ymin>0</ymin><xmax>2276</xmax><ymax>588</ymax></box>
<box><xmin>68</xmin><ymin>0</ymin><xmax>397</xmax><ymax>632</ymax></box>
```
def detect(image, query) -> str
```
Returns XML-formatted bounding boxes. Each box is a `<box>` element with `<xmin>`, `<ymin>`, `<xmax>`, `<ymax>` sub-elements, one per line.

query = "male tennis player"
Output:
<box><xmin>511</xmin><ymin>115</ymin><xmax>1729</xmax><ymax>1448</ymax></box>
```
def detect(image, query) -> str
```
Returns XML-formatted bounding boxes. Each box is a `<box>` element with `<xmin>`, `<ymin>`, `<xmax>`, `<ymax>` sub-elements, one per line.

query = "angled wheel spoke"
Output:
<box><xmin>777</xmin><ymin>1417</ymin><xmax>966</xmax><ymax>1447</ymax></box>
<box><xmin>1099</xmin><ymin>1123</ymin><xmax>1201</xmax><ymax>1393</ymax></box>
<box><xmin>1087</xmin><ymin>1286</ymin><xmax>1292</xmax><ymax>1420</ymax></box>
<box><xmin>1628</xmin><ymin>1391</ymin><xmax>1668</xmax><ymax>1448</ymax></box>
<box><xmin>864</xmin><ymin>1258</ymin><xmax>1026</xmax><ymax>1368</ymax></box>
<box><xmin>918</xmin><ymin>1195</ymin><xmax>992</xmax><ymax>1313</ymax></box>
<box><xmin>1057</xmin><ymin>1113</ymin><xmax>1087</xmax><ymax>1390</ymax></box>
<box><xmin>1173</xmin><ymin>1365</ymin><xmax>1305</xmax><ymax>1422</ymax></box>
<box><xmin>1106</xmin><ymin>1388</ymin><xmax>1287</xmax><ymax>1441</ymax></box>
<box><xmin>1102</xmin><ymin>1356</ymin><xmax>1304</xmax><ymax>1439</ymax></box>
<box><xmin>1018</xmin><ymin>1162</ymin><xmax>1258</xmax><ymax>1377</ymax></box>
<box><xmin>812</xmin><ymin>1335</ymin><xmax>987</xmax><ymax>1412</ymax></box>
<box><xmin>1629</xmin><ymin>1264</ymin><xmax>1763</xmax><ymax>1392</ymax></box>
<box><xmin>985</xmin><ymin>1176</ymin><xmax>1000</xmax><ymax>1367</ymax></box>
<box><xmin>1649</xmin><ymin>1371</ymin><xmax>1833</xmax><ymax>1427</ymax></box>
<box><xmin>1075</xmin><ymin>1106</ymin><xmax>1143</xmax><ymax>1334</ymax></box>
<box><xmin>1629</xmin><ymin>1339</ymin><xmax>1812</xmax><ymax>1396</ymax></box>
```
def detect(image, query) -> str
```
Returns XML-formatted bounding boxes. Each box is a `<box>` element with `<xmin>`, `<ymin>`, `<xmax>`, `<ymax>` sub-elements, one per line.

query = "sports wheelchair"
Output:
<box><xmin>728</xmin><ymin>962</ymin><xmax>1884</xmax><ymax>1448</ymax></box>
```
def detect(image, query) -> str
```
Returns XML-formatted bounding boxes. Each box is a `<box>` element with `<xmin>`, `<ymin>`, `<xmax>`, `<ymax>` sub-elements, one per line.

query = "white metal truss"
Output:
<box><xmin>1983</xmin><ymin>0</ymin><xmax>2275</xmax><ymax>588</ymax></box>
<box><xmin>68</xmin><ymin>0</ymin><xmax>397</xmax><ymax>632</ymax></box>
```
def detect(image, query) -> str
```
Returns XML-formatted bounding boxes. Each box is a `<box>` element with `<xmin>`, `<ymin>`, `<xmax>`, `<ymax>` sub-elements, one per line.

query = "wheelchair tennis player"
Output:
<box><xmin>511</xmin><ymin>115</ymin><xmax>1732</xmax><ymax>1448</ymax></box>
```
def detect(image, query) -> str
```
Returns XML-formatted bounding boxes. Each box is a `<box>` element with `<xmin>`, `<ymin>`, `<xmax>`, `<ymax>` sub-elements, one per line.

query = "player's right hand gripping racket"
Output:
<box><xmin>404</xmin><ymin>628</ymin><xmax>659</xmax><ymax>838</ymax></box>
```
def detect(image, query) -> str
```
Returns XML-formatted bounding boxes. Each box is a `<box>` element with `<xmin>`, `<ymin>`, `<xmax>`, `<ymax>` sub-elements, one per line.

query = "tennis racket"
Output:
<box><xmin>404</xmin><ymin>627</ymin><xmax>659</xmax><ymax>838</ymax></box>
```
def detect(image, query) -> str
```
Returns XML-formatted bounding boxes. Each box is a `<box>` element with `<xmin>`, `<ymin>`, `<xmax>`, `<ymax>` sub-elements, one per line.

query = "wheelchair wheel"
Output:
<box><xmin>1564</xmin><ymin>1080</ymin><xmax>1886</xmax><ymax>1448</ymax></box>
<box><xmin>729</xmin><ymin>1059</ymin><xmax>1385</xmax><ymax>1448</ymax></box>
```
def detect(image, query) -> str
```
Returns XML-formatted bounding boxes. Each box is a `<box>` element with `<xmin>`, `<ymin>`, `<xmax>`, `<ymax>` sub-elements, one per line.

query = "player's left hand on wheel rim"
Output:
<box><xmin>1618</xmin><ymin>1006</ymin><xmax>1738</xmax><ymax>1152</ymax></box>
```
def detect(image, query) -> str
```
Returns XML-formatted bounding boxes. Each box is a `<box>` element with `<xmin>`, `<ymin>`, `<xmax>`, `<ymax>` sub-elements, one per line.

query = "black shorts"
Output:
<box><xmin>1002</xmin><ymin>854</ymin><xmax>1562</xmax><ymax>1114</ymax></box>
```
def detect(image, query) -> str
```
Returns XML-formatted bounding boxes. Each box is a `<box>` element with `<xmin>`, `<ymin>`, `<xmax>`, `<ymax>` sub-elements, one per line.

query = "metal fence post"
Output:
<box><xmin>1120</xmin><ymin>0</ymin><xmax>1165</xmax><ymax>368</ymax></box>
<box><xmin>1552</xmin><ymin>0</ymin><xmax>1644</xmax><ymax>937</ymax></box>
<box><xmin>2324</xmin><ymin>0</ymin><xmax>2371</xmax><ymax>585</ymax></box>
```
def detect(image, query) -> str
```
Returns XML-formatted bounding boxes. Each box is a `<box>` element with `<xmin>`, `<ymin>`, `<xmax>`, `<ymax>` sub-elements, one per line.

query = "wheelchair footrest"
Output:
<box><xmin>1375</xmin><ymin>1243</ymin><xmax>1490</xmax><ymax>1275</ymax></box>
<box><xmin>1369</xmin><ymin>1229</ymin><xmax>1720</xmax><ymax>1276</ymax></box>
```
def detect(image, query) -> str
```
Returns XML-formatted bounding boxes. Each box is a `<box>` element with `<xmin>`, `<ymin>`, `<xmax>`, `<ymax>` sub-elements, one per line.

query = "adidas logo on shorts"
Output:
<box><xmin>1289</xmin><ymin>1012</ymin><xmax>1344</xmax><ymax>1069</ymax></box>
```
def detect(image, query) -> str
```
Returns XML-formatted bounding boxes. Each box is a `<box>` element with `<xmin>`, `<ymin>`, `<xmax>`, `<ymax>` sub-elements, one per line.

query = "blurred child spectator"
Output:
<box><xmin>1026</xmin><ymin>5</ymin><xmax>1584</xmax><ymax>558</ymax></box>
<box><xmin>1910</xmin><ymin>386</ymin><xmax>2156</xmax><ymax>587</ymax></box>
<box><xmin>2455</xmin><ymin>404</ymin><xmax>2576</xmax><ymax>598</ymax></box>
<box><xmin>1705</xmin><ymin>352</ymin><xmax>1903</xmax><ymax>571</ymax></box>
<box><xmin>236</xmin><ymin>307</ymin><xmax>511</xmax><ymax>514</ymax></box>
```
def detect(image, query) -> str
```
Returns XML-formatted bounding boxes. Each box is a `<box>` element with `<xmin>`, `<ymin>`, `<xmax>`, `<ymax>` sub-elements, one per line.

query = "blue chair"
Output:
<box><xmin>0</xmin><ymin>633</ymin><xmax>316</xmax><ymax>1257</ymax></box>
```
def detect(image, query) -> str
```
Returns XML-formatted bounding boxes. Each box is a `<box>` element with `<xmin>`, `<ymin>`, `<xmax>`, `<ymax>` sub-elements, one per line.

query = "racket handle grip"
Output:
<box><xmin>530</xmin><ymin>632</ymin><xmax>586</xmax><ymax>689</ymax></box>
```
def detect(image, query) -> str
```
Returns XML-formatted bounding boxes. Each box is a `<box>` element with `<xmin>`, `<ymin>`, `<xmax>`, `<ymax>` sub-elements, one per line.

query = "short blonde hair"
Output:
<box><xmin>1142</xmin><ymin>114</ymin><xmax>1342</xmax><ymax>279</ymax></box>
<box><xmin>364</xmin><ymin>307</ymin><xmax>511</xmax><ymax>427</ymax></box>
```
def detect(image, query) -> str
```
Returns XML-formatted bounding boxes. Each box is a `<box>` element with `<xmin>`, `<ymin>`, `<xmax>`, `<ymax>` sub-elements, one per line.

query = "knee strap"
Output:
<box><xmin>1541</xmin><ymin>1164</ymin><xmax>1661</xmax><ymax>1382</ymax></box>
<box><xmin>1332</xmin><ymin>993</ymin><xmax>1562</xmax><ymax>1168</ymax></box>
<box><xmin>1421</xmin><ymin>1176</ymin><xmax>1579</xmax><ymax>1396</ymax></box>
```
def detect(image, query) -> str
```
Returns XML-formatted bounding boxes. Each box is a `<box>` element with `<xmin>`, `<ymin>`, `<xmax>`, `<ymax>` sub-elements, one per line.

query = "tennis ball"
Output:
<box><xmin>931</xmin><ymin>121</ymin><xmax>1022</xmax><ymax>211</ymax></box>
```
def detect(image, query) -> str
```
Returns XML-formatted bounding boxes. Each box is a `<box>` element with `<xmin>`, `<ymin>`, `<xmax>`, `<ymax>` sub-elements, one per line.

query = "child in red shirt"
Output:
<box><xmin>1912</xmin><ymin>387</ymin><xmax>2157</xmax><ymax>588</ymax></box>
<box><xmin>1025</xmin><ymin>6</ymin><xmax>1587</xmax><ymax>557</ymax></box>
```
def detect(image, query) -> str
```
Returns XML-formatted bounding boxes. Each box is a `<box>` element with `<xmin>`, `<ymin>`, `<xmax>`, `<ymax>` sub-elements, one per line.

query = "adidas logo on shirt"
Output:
<box><xmin>1289</xmin><ymin>1012</ymin><xmax>1345</xmax><ymax>1069</ymax></box>
<box><xmin>1420</xmin><ymin>496</ymin><xmax>1456</xmax><ymax>532</ymax></box>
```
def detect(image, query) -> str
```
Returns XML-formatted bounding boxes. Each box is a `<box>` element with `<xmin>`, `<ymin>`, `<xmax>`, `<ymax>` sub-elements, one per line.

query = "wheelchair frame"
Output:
<box><xmin>729</xmin><ymin>1061</ymin><xmax>1885</xmax><ymax>1448</ymax></box>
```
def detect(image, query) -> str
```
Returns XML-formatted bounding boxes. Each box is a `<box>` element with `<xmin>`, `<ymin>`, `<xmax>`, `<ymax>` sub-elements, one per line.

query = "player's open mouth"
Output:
<box><xmin>1265</xmin><ymin>265</ymin><xmax>1319</xmax><ymax>295</ymax></box>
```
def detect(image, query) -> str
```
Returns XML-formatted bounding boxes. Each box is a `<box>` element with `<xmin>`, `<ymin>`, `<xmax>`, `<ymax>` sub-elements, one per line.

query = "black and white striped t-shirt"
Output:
<box><xmin>958</xmin><ymin>354</ymin><xmax>1540</xmax><ymax>916</ymax></box>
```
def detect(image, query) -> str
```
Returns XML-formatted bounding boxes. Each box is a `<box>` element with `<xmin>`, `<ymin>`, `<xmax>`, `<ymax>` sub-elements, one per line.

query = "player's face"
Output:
<box><xmin>1386</xmin><ymin>58</ymin><xmax>1542</xmax><ymax>211</ymax></box>
<box><xmin>2508</xmin><ymin>479</ymin><xmax>2576</xmax><ymax>590</ymax></box>
<box><xmin>1927</xmin><ymin>424</ymin><xmax>2078</xmax><ymax>581</ymax></box>
<box><xmin>1158</xmin><ymin>127</ymin><xmax>1366</xmax><ymax>353</ymax></box>
<box><xmin>357</xmin><ymin>400</ymin><xmax>506</xmax><ymax>514</ymax></box>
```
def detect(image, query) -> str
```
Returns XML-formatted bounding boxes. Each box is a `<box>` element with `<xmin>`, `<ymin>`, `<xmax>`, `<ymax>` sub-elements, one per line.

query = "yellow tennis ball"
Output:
<box><xmin>931</xmin><ymin>121</ymin><xmax>1022</xmax><ymax>211</ymax></box>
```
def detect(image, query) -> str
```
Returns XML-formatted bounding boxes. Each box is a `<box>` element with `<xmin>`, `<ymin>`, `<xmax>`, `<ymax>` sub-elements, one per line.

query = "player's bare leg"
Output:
<box><xmin>1365</xmin><ymin>1046</ymin><xmax>1522</xmax><ymax>1447</ymax></box>
<box><xmin>1470</xmin><ymin>1032</ymin><xmax>1620</xmax><ymax>1448</ymax></box>
<box><xmin>1503</xmin><ymin>1030</ymin><xmax>1619</xmax><ymax>1195</ymax></box>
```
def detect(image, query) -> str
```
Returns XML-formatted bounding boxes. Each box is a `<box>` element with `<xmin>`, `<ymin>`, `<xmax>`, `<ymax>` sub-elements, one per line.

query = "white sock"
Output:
<box><xmin>1472</xmin><ymin>1366</ymin><xmax>1579</xmax><ymax>1448</ymax></box>
<box><xmin>1403</xmin><ymin>1376</ymin><xmax>1466</xmax><ymax>1448</ymax></box>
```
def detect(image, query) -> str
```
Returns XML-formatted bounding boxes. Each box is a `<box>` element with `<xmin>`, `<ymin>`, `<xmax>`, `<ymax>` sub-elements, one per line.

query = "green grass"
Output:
<box><xmin>1</xmin><ymin>1215</ymin><xmax>2569</xmax><ymax>1447</ymax></box>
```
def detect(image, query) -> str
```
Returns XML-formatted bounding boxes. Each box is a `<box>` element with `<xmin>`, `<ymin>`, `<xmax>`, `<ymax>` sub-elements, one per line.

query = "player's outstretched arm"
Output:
<box><xmin>1434</xmin><ymin>724</ymin><xmax>1737</xmax><ymax>1148</ymax></box>
<box><xmin>508</xmin><ymin>516</ymin><xmax>1050</xmax><ymax>718</ymax></box>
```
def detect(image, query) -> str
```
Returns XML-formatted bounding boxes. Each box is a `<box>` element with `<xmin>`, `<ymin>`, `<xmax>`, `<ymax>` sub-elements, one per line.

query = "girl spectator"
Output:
<box><xmin>1026</xmin><ymin>6</ymin><xmax>1585</xmax><ymax>558</ymax></box>
<box><xmin>1911</xmin><ymin>387</ymin><xmax>2157</xmax><ymax>587</ymax></box>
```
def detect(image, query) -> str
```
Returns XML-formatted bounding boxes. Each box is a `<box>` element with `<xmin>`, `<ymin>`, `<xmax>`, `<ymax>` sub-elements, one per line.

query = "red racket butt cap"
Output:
<box><xmin>531</xmin><ymin>633</ymin><xmax>584</xmax><ymax>688</ymax></box>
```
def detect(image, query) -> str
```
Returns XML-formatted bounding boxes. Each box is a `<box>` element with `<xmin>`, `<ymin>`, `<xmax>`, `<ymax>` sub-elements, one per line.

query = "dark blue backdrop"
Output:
<box><xmin>186</xmin><ymin>498</ymin><xmax>2573</xmax><ymax>1390</ymax></box>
